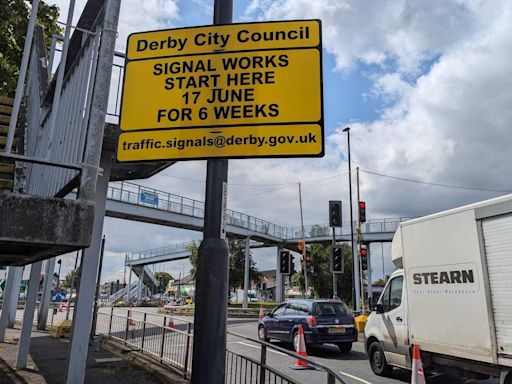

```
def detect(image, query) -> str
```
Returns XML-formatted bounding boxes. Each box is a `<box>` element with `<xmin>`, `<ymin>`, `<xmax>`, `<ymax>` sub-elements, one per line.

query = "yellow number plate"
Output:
<box><xmin>328</xmin><ymin>327</ymin><xmax>346</xmax><ymax>334</ymax></box>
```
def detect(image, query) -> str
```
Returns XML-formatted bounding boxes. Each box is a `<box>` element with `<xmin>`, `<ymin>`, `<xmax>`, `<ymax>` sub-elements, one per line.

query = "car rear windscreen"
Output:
<box><xmin>313</xmin><ymin>302</ymin><xmax>351</xmax><ymax>316</ymax></box>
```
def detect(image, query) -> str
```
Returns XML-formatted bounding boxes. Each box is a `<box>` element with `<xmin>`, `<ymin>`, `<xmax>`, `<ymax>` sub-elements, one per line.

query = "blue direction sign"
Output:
<box><xmin>140</xmin><ymin>190</ymin><xmax>159</xmax><ymax>206</ymax></box>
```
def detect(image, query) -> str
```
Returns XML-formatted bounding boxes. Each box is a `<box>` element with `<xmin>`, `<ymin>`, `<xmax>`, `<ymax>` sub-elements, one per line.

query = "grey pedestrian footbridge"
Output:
<box><xmin>105</xmin><ymin>180</ymin><xmax>408</xmax><ymax>246</ymax></box>
<box><xmin>102</xmin><ymin>180</ymin><xmax>410</xmax><ymax>268</ymax></box>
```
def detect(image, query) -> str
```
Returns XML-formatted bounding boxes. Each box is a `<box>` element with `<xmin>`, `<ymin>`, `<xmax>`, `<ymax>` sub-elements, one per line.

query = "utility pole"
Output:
<box><xmin>298</xmin><ymin>182</ymin><xmax>308</xmax><ymax>298</ymax></box>
<box><xmin>191</xmin><ymin>3</ymin><xmax>232</xmax><ymax>383</ymax></box>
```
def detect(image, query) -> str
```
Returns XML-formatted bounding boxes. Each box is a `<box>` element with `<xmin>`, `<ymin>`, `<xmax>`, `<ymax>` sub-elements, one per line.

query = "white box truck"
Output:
<box><xmin>364</xmin><ymin>194</ymin><xmax>512</xmax><ymax>383</ymax></box>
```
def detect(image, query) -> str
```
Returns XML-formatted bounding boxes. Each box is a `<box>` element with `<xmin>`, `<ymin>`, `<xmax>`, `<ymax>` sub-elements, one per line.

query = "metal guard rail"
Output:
<box><xmin>97</xmin><ymin>308</ymin><xmax>194</xmax><ymax>379</ymax></box>
<box><xmin>97</xmin><ymin>309</ymin><xmax>347</xmax><ymax>383</ymax></box>
<box><xmin>226</xmin><ymin>330</ymin><xmax>348</xmax><ymax>384</ymax></box>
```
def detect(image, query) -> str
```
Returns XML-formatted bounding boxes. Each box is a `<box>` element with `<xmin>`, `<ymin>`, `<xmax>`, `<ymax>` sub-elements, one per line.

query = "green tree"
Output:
<box><xmin>294</xmin><ymin>243</ymin><xmax>353</xmax><ymax>304</ymax></box>
<box><xmin>187</xmin><ymin>241</ymin><xmax>200</xmax><ymax>280</ymax></box>
<box><xmin>227</xmin><ymin>239</ymin><xmax>261</xmax><ymax>293</ymax></box>
<box><xmin>187</xmin><ymin>238</ymin><xmax>261</xmax><ymax>293</ymax></box>
<box><xmin>62</xmin><ymin>268</ymin><xmax>79</xmax><ymax>289</ymax></box>
<box><xmin>0</xmin><ymin>1</ymin><xmax>61</xmax><ymax>97</ymax></box>
<box><xmin>373</xmin><ymin>278</ymin><xmax>386</xmax><ymax>287</ymax></box>
<box><xmin>154</xmin><ymin>272</ymin><xmax>173</xmax><ymax>292</ymax></box>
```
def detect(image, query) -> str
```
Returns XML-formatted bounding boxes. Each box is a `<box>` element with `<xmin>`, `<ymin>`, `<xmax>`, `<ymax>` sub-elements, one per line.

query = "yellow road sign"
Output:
<box><xmin>117</xmin><ymin>19</ymin><xmax>323</xmax><ymax>162</ymax></box>
<box><xmin>117</xmin><ymin>124</ymin><xmax>323</xmax><ymax>161</ymax></box>
<box><xmin>120</xmin><ymin>49</ymin><xmax>321</xmax><ymax>130</ymax></box>
<box><xmin>127</xmin><ymin>20</ymin><xmax>320</xmax><ymax>59</ymax></box>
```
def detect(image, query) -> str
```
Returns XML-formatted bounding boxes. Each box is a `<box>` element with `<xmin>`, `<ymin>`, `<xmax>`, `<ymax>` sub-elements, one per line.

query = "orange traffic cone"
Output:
<box><xmin>289</xmin><ymin>325</ymin><xmax>315</xmax><ymax>370</ymax></box>
<box><xmin>167</xmin><ymin>316</ymin><xmax>175</xmax><ymax>329</ymax></box>
<box><xmin>411</xmin><ymin>343</ymin><xmax>426</xmax><ymax>384</ymax></box>
<box><xmin>127</xmin><ymin>307</ymin><xmax>135</xmax><ymax>326</ymax></box>
<box><xmin>258</xmin><ymin>306</ymin><xmax>265</xmax><ymax>321</ymax></box>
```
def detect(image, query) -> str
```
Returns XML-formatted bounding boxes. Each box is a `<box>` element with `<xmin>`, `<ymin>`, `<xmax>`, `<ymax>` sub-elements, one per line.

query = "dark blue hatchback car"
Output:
<box><xmin>258</xmin><ymin>299</ymin><xmax>357</xmax><ymax>353</ymax></box>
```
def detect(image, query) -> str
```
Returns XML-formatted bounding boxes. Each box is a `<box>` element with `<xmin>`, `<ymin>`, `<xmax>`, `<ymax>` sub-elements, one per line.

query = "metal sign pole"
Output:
<box><xmin>190</xmin><ymin>2</ymin><xmax>232</xmax><ymax>384</ymax></box>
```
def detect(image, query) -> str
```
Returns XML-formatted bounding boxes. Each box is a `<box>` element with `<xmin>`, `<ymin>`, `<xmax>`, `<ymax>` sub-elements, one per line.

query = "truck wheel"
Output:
<box><xmin>502</xmin><ymin>370</ymin><xmax>512</xmax><ymax>384</ymax></box>
<box><xmin>336</xmin><ymin>342</ymin><xmax>352</xmax><ymax>353</ymax></box>
<box><xmin>258</xmin><ymin>326</ymin><xmax>269</xmax><ymax>342</ymax></box>
<box><xmin>368</xmin><ymin>341</ymin><xmax>393</xmax><ymax>377</ymax></box>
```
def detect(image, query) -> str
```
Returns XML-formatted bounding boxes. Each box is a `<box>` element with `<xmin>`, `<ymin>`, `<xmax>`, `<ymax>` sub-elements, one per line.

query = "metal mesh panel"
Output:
<box><xmin>25</xmin><ymin>31</ymin><xmax>100</xmax><ymax>197</ymax></box>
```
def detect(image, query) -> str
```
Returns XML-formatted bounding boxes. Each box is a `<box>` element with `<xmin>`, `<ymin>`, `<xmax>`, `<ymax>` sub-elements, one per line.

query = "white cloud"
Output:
<box><xmin>244</xmin><ymin>0</ymin><xmax>490</xmax><ymax>74</ymax></box>
<box><xmin>241</xmin><ymin>0</ymin><xmax>512</xmax><ymax>219</ymax></box>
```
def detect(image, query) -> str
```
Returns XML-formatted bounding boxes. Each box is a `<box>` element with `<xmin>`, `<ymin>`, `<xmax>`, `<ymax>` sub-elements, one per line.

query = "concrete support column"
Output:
<box><xmin>7</xmin><ymin>267</ymin><xmax>25</xmax><ymax>328</ymax></box>
<box><xmin>16</xmin><ymin>261</ymin><xmax>43</xmax><ymax>368</ymax></box>
<box><xmin>138</xmin><ymin>267</ymin><xmax>143</xmax><ymax>303</ymax></box>
<box><xmin>127</xmin><ymin>265</ymin><xmax>132</xmax><ymax>303</ymax></box>
<box><xmin>275</xmin><ymin>245</ymin><xmax>284</xmax><ymax>302</ymax></box>
<box><xmin>65</xmin><ymin>151</ymin><xmax>112</xmax><ymax>384</ymax></box>
<box><xmin>38</xmin><ymin>257</ymin><xmax>56</xmax><ymax>330</ymax></box>
<box><xmin>8</xmin><ymin>267</ymin><xmax>23</xmax><ymax>328</ymax></box>
<box><xmin>242</xmin><ymin>237</ymin><xmax>250</xmax><ymax>308</ymax></box>
<box><xmin>0</xmin><ymin>266</ymin><xmax>23</xmax><ymax>341</ymax></box>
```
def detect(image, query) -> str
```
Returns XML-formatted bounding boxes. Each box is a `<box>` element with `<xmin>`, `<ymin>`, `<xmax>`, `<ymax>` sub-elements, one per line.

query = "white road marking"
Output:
<box><xmin>339</xmin><ymin>370</ymin><xmax>374</xmax><ymax>384</ymax></box>
<box><xmin>237</xmin><ymin>342</ymin><xmax>289</xmax><ymax>357</ymax></box>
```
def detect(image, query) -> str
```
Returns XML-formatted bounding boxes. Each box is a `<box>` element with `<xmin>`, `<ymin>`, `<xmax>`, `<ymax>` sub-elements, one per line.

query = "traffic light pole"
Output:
<box><xmin>332</xmin><ymin>229</ymin><xmax>338</xmax><ymax>299</ymax></box>
<box><xmin>298</xmin><ymin>182</ymin><xmax>309</xmax><ymax>298</ymax></box>
<box><xmin>191</xmin><ymin>2</ymin><xmax>231</xmax><ymax>384</ymax></box>
<box><xmin>356</xmin><ymin>166</ymin><xmax>365</xmax><ymax>314</ymax></box>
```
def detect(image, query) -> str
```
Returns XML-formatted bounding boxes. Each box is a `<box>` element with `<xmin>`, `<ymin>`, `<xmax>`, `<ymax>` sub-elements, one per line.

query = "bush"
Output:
<box><xmin>229</xmin><ymin>302</ymin><xmax>278</xmax><ymax>309</ymax></box>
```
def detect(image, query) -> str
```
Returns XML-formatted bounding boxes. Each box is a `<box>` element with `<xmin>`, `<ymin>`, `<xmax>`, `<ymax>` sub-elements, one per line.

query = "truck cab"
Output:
<box><xmin>365</xmin><ymin>270</ymin><xmax>410</xmax><ymax>376</ymax></box>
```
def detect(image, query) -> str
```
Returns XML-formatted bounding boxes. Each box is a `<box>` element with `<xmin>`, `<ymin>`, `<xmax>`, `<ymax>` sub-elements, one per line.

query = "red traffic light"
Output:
<box><xmin>360</xmin><ymin>245</ymin><xmax>368</xmax><ymax>257</ymax></box>
<box><xmin>359</xmin><ymin>201</ymin><xmax>366</xmax><ymax>209</ymax></box>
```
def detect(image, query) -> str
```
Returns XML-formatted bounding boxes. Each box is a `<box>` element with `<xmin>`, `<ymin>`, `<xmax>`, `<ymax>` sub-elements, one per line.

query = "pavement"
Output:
<box><xmin>0</xmin><ymin>325</ymin><xmax>165</xmax><ymax>384</ymax></box>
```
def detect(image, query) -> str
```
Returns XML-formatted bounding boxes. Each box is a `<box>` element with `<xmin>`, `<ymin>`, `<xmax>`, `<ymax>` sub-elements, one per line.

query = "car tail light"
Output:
<box><xmin>306</xmin><ymin>316</ymin><xmax>317</xmax><ymax>327</ymax></box>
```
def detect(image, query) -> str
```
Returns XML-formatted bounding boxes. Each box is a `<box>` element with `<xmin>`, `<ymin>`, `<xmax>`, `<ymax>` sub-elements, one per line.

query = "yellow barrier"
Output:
<box><xmin>354</xmin><ymin>315</ymin><xmax>368</xmax><ymax>333</ymax></box>
<box><xmin>49</xmin><ymin>319</ymin><xmax>72</xmax><ymax>338</ymax></box>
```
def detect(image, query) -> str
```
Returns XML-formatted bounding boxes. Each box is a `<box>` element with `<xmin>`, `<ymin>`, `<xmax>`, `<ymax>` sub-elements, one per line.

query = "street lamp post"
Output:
<box><xmin>343</xmin><ymin>127</ymin><xmax>361</xmax><ymax>312</ymax></box>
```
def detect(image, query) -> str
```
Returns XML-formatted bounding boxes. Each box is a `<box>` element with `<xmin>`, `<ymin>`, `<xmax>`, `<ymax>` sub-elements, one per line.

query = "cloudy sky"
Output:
<box><xmin>33</xmin><ymin>0</ymin><xmax>512</xmax><ymax>286</ymax></box>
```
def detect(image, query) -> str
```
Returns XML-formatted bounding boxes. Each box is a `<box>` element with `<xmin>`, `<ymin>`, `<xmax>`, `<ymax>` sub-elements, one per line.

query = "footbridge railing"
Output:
<box><xmin>107</xmin><ymin>181</ymin><xmax>287</xmax><ymax>239</ymax></box>
<box><xmin>108</xmin><ymin>181</ymin><xmax>411</xmax><ymax>246</ymax></box>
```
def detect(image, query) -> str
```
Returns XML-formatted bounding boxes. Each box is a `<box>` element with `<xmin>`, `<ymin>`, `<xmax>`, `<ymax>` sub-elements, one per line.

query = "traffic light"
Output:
<box><xmin>298</xmin><ymin>239</ymin><xmax>305</xmax><ymax>252</ymax></box>
<box><xmin>331</xmin><ymin>245</ymin><xmax>344</xmax><ymax>273</ymax></box>
<box><xmin>358</xmin><ymin>201</ymin><xmax>366</xmax><ymax>223</ymax></box>
<box><xmin>329</xmin><ymin>200</ymin><xmax>342</xmax><ymax>227</ymax></box>
<box><xmin>304</xmin><ymin>248</ymin><xmax>314</xmax><ymax>274</ymax></box>
<box><xmin>360</xmin><ymin>243</ymin><xmax>368</xmax><ymax>271</ymax></box>
<box><xmin>279</xmin><ymin>250</ymin><xmax>291</xmax><ymax>275</ymax></box>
